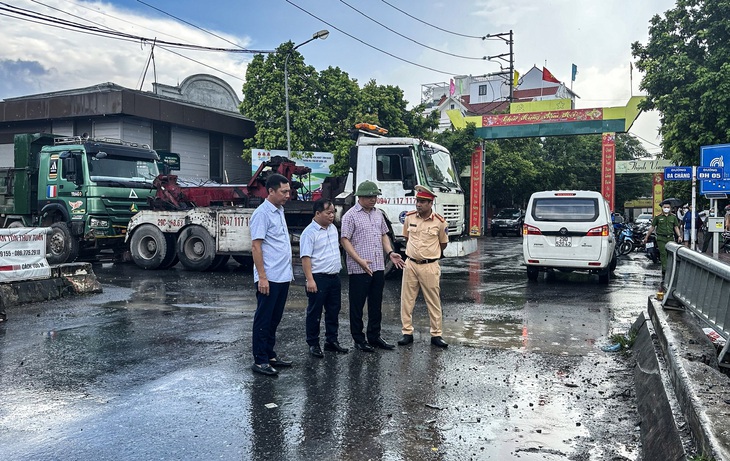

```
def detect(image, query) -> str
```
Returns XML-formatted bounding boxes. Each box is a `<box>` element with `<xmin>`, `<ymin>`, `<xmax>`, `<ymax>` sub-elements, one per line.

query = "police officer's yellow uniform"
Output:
<box><xmin>400</xmin><ymin>186</ymin><xmax>449</xmax><ymax>340</ymax></box>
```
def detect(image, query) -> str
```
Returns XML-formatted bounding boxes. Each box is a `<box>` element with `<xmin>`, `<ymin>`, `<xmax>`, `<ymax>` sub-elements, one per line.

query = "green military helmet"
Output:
<box><xmin>355</xmin><ymin>180</ymin><xmax>382</xmax><ymax>196</ymax></box>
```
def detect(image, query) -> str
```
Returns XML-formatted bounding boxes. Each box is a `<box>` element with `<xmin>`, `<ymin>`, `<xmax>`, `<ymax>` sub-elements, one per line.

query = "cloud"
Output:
<box><xmin>0</xmin><ymin>0</ymin><xmax>252</xmax><ymax>99</ymax></box>
<box><xmin>0</xmin><ymin>59</ymin><xmax>52</xmax><ymax>97</ymax></box>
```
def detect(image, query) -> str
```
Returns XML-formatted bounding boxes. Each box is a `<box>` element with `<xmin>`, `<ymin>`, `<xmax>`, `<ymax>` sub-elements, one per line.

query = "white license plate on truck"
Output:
<box><xmin>555</xmin><ymin>236</ymin><xmax>572</xmax><ymax>247</ymax></box>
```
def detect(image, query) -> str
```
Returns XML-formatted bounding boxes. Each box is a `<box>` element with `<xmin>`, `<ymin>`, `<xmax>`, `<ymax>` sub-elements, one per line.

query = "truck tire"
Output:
<box><xmin>177</xmin><ymin>225</ymin><xmax>216</xmax><ymax>271</ymax></box>
<box><xmin>47</xmin><ymin>222</ymin><xmax>79</xmax><ymax>265</ymax></box>
<box><xmin>233</xmin><ymin>255</ymin><xmax>253</xmax><ymax>270</ymax></box>
<box><xmin>208</xmin><ymin>255</ymin><xmax>230</xmax><ymax>271</ymax></box>
<box><xmin>159</xmin><ymin>235</ymin><xmax>179</xmax><ymax>269</ymax></box>
<box><xmin>130</xmin><ymin>225</ymin><xmax>174</xmax><ymax>270</ymax></box>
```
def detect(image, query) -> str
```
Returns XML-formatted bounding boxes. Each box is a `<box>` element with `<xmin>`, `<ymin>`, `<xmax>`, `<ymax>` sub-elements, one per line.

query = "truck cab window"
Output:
<box><xmin>376</xmin><ymin>151</ymin><xmax>404</xmax><ymax>181</ymax></box>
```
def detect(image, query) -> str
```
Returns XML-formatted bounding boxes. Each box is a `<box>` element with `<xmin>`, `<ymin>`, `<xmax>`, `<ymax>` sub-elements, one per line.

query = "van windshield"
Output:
<box><xmin>532</xmin><ymin>198</ymin><xmax>599</xmax><ymax>222</ymax></box>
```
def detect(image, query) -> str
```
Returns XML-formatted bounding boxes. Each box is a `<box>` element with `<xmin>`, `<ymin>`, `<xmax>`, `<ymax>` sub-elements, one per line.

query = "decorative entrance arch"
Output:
<box><xmin>447</xmin><ymin>96</ymin><xmax>645</xmax><ymax>235</ymax></box>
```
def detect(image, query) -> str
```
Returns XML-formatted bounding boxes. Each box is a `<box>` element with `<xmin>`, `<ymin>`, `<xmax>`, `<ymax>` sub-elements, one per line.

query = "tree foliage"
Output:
<box><xmin>632</xmin><ymin>0</ymin><xmax>730</xmax><ymax>165</ymax></box>
<box><xmin>239</xmin><ymin>43</ymin><xmax>438</xmax><ymax>172</ymax></box>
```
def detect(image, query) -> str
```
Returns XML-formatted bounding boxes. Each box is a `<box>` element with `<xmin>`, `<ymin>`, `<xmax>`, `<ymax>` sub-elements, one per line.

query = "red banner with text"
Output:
<box><xmin>601</xmin><ymin>132</ymin><xmax>616</xmax><ymax>211</ymax></box>
<box><xmin>470</xmin><ymin>146</ymin><xmax>483</xmax><ymax>236</ymax></box>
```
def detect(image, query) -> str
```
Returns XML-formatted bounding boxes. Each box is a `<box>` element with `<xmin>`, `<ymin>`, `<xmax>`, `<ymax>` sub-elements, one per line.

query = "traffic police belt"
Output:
<box><xmin>408</xmin><ymin>257</ymin><xmax>439</xmax><ymax>264</ymax></box>
<box><xmin>658</xmin><ymin>234</ymin><xmax>674</xmax><ymax>238</ymax></box>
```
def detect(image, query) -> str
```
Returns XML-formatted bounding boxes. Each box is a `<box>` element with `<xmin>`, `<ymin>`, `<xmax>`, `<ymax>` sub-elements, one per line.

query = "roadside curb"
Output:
<box><xmin>640</xmin><ymin>295</ymin><xmax>730</xmax><ymax>460</ymax></box>
<box><xmin>0</xmin><ymin>262</ymin><xmax>102</xmax><ymax>309</ymax></box>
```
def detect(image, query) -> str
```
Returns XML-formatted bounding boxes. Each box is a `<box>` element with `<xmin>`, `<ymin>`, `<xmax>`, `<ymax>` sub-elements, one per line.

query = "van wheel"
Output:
<box><xmin>598</xmin><ymin>270</ymin><xmax>610</xmax><ymax>284</ymax></box>
<box><xmin>47</xmin><ymin>222</ymin><xmax>79</xmax><ymax>265</ymax></box>
<box><xmin>609</xmin><ymin>254</ymin><xmax>617</xmax><ymax>272</ymax></box>
<box><xmin>527</xmin><ymin>266</ymin><xmax>539</xmax><ymax>281</ymax></box>
<box><xmin>177</xmin><ymin>225</ymin><xmax>216</xmax><ymax>271</ymax></box>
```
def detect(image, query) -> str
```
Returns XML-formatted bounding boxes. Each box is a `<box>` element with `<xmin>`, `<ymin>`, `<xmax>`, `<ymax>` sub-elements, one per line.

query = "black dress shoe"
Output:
<box><xmin>369</xmin><ymin>337</ymin><xmax>396</xmax><ymax>350</ymax></box>
<box><xmin>430</xmin><ymin>336</ymin><xmax>448</xmax><ymax>348</ymax></box>
<box><xmin>397</xmin><ymin>334</ymin><xmax>414</xmax><ymax>345</ymax></box>
<box><xmin>251</xmin><ymin>363</ymin><xmax>278</xmax><ymax>376</ymax></box>
<box><xmin>354</xmin><ymin>342</ymin><xmax>375</xmax><ymax>352</ymax></box>
<box><xmin>269</xmin><ymin>357</ymin><xmax>293</xmax><ymax>367</ymax></box>
<box><xmin>324</xmin><ymin>342</ymin><xmax>349</xmax><ymax>353</ymax></box>
<box><xmin>309</xmin><ymin>345</ymin><xmax>324</xmax><ymax>358</ymax></box>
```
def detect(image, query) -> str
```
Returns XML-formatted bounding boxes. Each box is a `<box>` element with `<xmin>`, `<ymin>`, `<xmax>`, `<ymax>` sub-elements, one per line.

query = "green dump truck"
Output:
<box><xmin>0</xmin><ymin>134</ymin><xmax>160</xmax><ymax>264</ymax></box>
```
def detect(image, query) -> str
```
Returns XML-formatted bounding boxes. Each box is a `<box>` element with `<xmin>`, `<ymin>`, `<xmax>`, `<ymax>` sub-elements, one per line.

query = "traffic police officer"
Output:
<box><xmin>643</xmin><ymin>199</ymin><xmax>682</xmax><ymax>275</ymax></box>
<box><xmin>397</xmin><ymin>185</ymin><xmax>449</xmax><ymax>348</ymax></box>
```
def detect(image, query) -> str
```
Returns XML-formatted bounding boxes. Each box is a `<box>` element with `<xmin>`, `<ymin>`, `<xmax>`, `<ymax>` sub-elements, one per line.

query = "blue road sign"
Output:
<box><xmin>697</xmin><ymin>166</ymin><xmax>723</xmax><ymax>180</ymax></box>
<box><xmin>700</xmin><ymin>144</ymin><xmax>730</xmax><ymax>194</ymax></box>
<box><xmin>664</xmin><ymin>166</ymin><xmax>692</xmax><ymax>181</ymax></box>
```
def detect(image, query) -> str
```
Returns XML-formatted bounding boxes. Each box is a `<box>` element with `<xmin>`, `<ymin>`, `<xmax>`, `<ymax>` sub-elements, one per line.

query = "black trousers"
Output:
<box><xmin>348</xmin><ymin>271</ymin><xmax>385</xmax><ymax>344</ymax></box>
<box><xmin>305</xmin><ymin>273</ymin><xmax>342</xmax><ymax>346</ymax></box>
<box><xmin>252</xmin><ymin>281</ymin><xmax>290</xmax><ymax>365</ymax></box>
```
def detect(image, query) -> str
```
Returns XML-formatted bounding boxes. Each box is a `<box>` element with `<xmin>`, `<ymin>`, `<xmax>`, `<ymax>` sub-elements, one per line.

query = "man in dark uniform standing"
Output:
<box><xmin>643</xmin><ymin>199</ymin><xmax>682</xmax><ymax>275</ymax></box>
<box><xmin>397</xmin><ymin>185</ymin><xmax>449</xmax><ymax>348</ymax></box>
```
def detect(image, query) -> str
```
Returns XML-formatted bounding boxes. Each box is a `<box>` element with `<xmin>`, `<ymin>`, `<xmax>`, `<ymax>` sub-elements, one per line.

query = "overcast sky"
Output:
<box><xmin>1</xmin><ymin>0</ymin><xmax>677</xmax><ymax>155</ymax></box>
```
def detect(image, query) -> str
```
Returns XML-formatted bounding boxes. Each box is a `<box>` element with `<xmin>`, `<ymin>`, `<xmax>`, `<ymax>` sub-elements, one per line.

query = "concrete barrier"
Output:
<box><xmin>636</xmin><ymin>295</ymin><xmax>730</xmax><ymax>460</ymax></box>
<box><xmin>0</xmin><ymin>262</ymin><xmax>102</xmax><ymax>313</ymax></box>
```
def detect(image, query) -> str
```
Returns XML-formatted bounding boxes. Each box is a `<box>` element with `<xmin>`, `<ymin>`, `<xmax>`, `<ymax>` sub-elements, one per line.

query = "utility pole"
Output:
<box><xmin>486</xmin><ymin>30</ymin><xmax>515</xmax><ymax>101</ymax></box>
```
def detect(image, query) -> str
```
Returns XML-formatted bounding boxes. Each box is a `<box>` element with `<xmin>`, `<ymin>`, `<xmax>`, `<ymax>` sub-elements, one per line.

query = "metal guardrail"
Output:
<box><xmin>664</xmin><ymin>242</ymin><xmax>730</xmax><ymax>365</ymax></box>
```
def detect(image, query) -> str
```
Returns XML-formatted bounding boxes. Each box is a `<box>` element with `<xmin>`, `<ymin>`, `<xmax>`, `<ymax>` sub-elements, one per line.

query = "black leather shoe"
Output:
<box><xmin>251</xmin><ymin>363</ymin><xmax>278</xmax><ymax>376</ymax></box>
<box><xmin>354</xmin><ymin>342</ymin><xmax>375</xmax><ymax>352</ymax></box>
<box><xmin>309</xmin><ymin>345</ymin><xmax>324</xmax><ymax>358</ymax></box>
<box><xmin>370</xmin><ymin>337</ymin><xmax>396</xmax><ymax>350</ymax></box>
<box><xmin>269</xmin><ymin>357</ymin><xmax>293</xmax><ymax>367</ymax></box>
<box><xmin>324</xmin><ymin>342</ymin><xmax>349</xmax><ymax>353</ymax></box>
<box><xmin>430</xmin><ymin>336</ymin><xmax>448</xmax><ymax>348</ymax></box>
<box><xmin>397</xmin><ymin>334</ymin><xmax>414</xmax><ymax>345</ymax></box>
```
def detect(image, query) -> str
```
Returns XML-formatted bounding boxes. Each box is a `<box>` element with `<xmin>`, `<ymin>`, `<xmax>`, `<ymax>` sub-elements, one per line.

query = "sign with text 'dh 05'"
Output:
<box><xmin>701</xmin><ymin>143</ymin><xmax>730</xmax><ymax>194</ymax></box>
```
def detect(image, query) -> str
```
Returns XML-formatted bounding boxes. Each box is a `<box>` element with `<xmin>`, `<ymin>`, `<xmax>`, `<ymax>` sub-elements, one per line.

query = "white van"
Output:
<box><xmin>522</xmin><ymin>190</ymin><xmax>617</xmax><ymax>284</ymax></box>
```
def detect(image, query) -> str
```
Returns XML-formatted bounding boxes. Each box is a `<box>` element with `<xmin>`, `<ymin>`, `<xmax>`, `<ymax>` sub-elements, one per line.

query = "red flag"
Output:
<box><xmin>542</xmin><ymin>67</ymin><xmax>560</xmax><ymax>84</ymax></box>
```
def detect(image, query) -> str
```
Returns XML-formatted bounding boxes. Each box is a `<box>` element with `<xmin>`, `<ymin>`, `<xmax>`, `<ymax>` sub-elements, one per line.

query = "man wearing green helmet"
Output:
<box><xmin>340</xmin><ymin>180</ymin><xmax>405</xmax><ymax>352</ymax></box>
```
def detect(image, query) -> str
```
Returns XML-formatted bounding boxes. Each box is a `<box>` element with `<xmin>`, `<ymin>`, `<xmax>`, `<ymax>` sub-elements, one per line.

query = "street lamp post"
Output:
<box><xmin>285</xmin><ymin>29</ymin><xmax>329</xmax><ymax>157</ymax></box>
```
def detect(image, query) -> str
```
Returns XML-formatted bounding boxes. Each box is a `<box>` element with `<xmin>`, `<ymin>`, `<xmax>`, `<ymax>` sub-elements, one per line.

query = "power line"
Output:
<box><xmin>0</xmin><ymin>2</ymin><xmax>273</xmax><ymax>53</ymax></box>
<box><xmin>338</xmin><ymin>0</ymin><xmax>487</xmax><ymax>61</ymax></box>
<box><xmin>284</xmin><ymin>0</ymin><xmax>467</xmax><ymax>76</ymax></box>
<box><xmin>136</xmin><ymin>0</ymin><xmax>246</xmax><ymax>51</ymax></box>
<box><xmin>379</xmin><ymin>0</ymin><xmax>489</xmax><ymax>40</ymax></box>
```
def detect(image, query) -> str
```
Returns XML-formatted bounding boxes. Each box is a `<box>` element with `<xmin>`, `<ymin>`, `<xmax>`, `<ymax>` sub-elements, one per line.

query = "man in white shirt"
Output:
<box><xmin>300</xmin><ymin>199</ymin><xmax>348</xmax><ymax>357</ymax></box>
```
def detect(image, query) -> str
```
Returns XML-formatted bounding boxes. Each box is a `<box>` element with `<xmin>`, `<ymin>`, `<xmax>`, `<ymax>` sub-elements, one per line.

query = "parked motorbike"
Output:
<box><xmin>645</xmin><ymin>232</ymin><xmax>660</xmax><ymax>263</ymax></box>
<box><xmin>617</xmin><ymin>223</ymin><xmax>635</xmax><ymax>255</ymax></box>
<box><xmin>721</xmin><ymin>232</ymin><xmax>730</xmax><ymax>254</ymax></box>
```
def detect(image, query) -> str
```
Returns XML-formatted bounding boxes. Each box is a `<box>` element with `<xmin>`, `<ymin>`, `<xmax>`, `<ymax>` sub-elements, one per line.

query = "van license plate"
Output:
<box><xmin>555</xmin><ymin>236</ymin><xmax>572</xmax><ymax>247</ymax></box>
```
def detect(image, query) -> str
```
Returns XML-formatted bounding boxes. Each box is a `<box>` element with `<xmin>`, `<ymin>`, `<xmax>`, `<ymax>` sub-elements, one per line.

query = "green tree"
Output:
<box><xmin>240</xmin><ymin>45</ymin><xmax>436</xmax><ymax>174</ymax></box>
<box><xmin>632</xmin><ymin>0</ymin><xmax>730</xmax><ymax>165</ymax></box>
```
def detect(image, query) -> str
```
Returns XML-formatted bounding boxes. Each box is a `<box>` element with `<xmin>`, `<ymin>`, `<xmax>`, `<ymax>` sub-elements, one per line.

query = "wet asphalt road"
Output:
<box><xmin>0</xmin><ymin>237</ymin><xmax>662</xmax><ymax>460</ymax></box>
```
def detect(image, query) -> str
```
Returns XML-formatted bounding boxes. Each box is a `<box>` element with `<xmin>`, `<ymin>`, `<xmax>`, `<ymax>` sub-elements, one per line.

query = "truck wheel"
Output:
<box><xmin>527</xmin><ymin>266</ymin><xmax>539</xmax><ymax>281</ymax></box>
<box><xmin>177</xmin><ymin>225</ymin><xmax>216</xmax><ymax>271</ymax></box>
<box><xmin>233</xmin><ymin>255</ymin><xmax>253</xmax><ymax>270</ymax></box>
<box><xmin>159</xmin><ymin>235</ymin><xmax>179</xmax><ymax>269</ymax></box>
<box><xmin>383</xmin><ymin>236</ymin><xmax>399</xmax><ymax>279</ymax></box>
<box><xmin>47</xmin><ymin>222</ymin><xmax>79</xmax><ymax>265</ymax></box>
<box><xmin>130</xmin><ymin>225</ymin><xmax>171</xmax><ymax>270</ymax></box>
<box><xmin>208</xmin><ymin>255</ymin><xmax>230</xmax><ymax>271</ymax></box>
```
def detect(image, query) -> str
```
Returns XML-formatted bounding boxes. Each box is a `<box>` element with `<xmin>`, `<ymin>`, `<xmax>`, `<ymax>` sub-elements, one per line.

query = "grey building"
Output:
<box><xmin>0</xmin><ymin>74</ymin><xmax>255</xmax><ymax>183</ymax></box>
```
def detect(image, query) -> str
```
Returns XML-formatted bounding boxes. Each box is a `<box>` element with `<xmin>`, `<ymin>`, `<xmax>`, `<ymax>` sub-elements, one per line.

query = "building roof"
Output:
<box><xmin>0</xmin><ymin>82</ymin><xmax>255</xmax><ymax>139</ymax></box>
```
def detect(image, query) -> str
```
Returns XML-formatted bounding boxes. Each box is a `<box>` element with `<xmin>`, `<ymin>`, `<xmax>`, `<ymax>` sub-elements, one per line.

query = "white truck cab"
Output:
<box><xmin>338</xmin><ymin>124</ymin><xmax>475</xmax><ymax>261</ymax></box>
